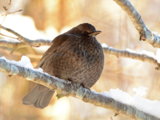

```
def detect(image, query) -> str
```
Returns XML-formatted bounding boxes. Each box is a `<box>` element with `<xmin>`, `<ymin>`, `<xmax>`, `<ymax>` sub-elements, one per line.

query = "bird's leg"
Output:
<box><xmin>80</xmin><ymin>83</ymin><xmax>91</xmax><ymax>93</ymax></box>
<box><xmin>68</xmin><ymin>78</ymin><xmax>74</xmax><ymax>88</ymax></box>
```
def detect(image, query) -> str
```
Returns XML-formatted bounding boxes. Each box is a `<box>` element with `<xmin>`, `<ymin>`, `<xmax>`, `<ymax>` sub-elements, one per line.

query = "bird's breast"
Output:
<box><xmin>52</xmin><ymin>36</ymin><xmax>104</xmax><ymax>88</ymax></box>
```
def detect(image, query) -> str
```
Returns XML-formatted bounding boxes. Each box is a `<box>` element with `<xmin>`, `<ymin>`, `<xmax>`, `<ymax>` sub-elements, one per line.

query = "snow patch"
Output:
<box><xmin>102</xmin><ymin>87</ymin><xmax>160</xmax><ymax>118</ymax></box>
<box><xmin>0</xmin><ymin>56</ymin><xmax>43</xmax><ymax>72</ymax></box>
<box><xmin>101</xmin><ymin>43</ymin><xmax>108</xmax><ymax>48</ymax></box>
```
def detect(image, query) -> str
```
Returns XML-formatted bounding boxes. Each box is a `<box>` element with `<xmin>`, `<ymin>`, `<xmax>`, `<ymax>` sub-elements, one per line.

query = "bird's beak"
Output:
<box><xmin>89</xmin><ymin>31</ymin><xmax>101</xmax><ymax>37</ymax></box>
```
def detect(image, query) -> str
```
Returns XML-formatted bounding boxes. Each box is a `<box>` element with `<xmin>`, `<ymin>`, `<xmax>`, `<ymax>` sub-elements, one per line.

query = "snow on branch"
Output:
<box><xmin>0</xmin><ymin>25</ymin><xmax>52</xmax><ymax>48</ymax></box>
<box><xmin>102</xmin><ymin>43</ymin><xmax>160</xmax><ymax>70</ymax></box>
<box><xmin>113</xmin><ymin>0</ymin><xmax>160</xmax><ymax>48</ymax></box>
<box><xmin>0</xmin><ymin>56</ymin><xmax>160</xmax><ymax>120</ymax></box>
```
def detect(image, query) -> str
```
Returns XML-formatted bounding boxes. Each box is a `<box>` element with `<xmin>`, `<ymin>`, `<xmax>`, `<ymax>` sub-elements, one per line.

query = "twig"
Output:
<box><xmin>1</xmin><ymin>1</ymin><xmax>11</xmax><ymax>26</ymax></box>
<box><xmin>0</xmin><ymin>38</ymin><xmax>52</xmax><ymax>49</ymax></box>
<box><xmin>0</xmin><ymin>33</ymin><xmax>18</xmax><ymax>39</ymax></box>
<box><xmin>113</xmin><ymin>0</ymin><xmax>160</xmax><ymax>48</ymax></box>
<box><xmin>1</xmin><ymin>9</ymin><xmax>22</xmax><ymax>16</ymax></box>
<box><xmin>0</xmin><ymin>39</ymin><xmax>29</xmax><ymax>48</ymax></box>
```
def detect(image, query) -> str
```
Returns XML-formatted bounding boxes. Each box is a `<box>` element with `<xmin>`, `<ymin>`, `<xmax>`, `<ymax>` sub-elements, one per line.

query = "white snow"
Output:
<box><xmin>152</xmin><ymin>31</ymin><xmax>160</xmax><ymax>37</ymax></box>
<box><xmin>126</xmin><ymin>48</ymin><xmax>137</xmax><ymax>53</ymax></box>
<box><xmin>101</xmin><ymin>43</ymin><xmax>108</xmax><ymax>48</ymax></box>
<box><xmin>101</xmin><ymin>43</ymin><xmax>113</xmax><ymax>49</ymax></box>
<box><xmin>102</xmin><ymin>87</ymin><xmax>160</xmax><ymax>118</ymax></box>
<box><xmin>0</xmin><ymin>56</ymin><xmax>43</xmax><ymax>72</ymax></box>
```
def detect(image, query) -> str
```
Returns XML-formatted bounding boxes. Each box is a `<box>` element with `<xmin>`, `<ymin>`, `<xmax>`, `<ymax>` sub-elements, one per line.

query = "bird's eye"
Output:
<box><xmin>83</xmin><ymin>31</ymin><xmax>87</xmax><ymax>35</ymax></box>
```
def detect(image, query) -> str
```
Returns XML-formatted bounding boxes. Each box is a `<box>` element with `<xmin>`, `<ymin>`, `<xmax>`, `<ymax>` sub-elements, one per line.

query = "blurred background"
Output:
<box><xmin>0</xmin><ymin>0</ymin><xmax>160</xmax><ymax>120</ymax></box>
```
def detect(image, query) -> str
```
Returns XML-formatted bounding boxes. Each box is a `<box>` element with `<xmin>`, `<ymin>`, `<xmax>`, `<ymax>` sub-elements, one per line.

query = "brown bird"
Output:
<box><xmin>22</xmin><ymin>23</ymin><xmax>104</xmax><ymax>109</ymax></box>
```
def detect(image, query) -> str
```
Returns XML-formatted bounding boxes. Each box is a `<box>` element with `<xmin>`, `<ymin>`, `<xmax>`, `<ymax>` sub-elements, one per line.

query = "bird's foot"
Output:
<box><xmin>68</xmin><ymin>78</ymin><xmax>76</xmax><ymax>90</ymax></box>
<box><xmin>80</xmin><ymin>83</ymin><xmax>91</xmax><ymax>93</ymax></box>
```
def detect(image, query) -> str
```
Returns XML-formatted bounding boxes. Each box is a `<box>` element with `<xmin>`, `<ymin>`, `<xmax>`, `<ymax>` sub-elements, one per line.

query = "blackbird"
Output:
<box><xmin>22</xmin><ymin>23</ymin><xmax>104</xmax><ymax>109</ymax></box>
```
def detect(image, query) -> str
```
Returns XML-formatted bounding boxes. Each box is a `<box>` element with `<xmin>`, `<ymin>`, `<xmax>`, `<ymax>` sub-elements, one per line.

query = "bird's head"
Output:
<box><xmin>67</xmin><ymin>23</ymin><xmax>101</xmax><ymax>37</ymax></box>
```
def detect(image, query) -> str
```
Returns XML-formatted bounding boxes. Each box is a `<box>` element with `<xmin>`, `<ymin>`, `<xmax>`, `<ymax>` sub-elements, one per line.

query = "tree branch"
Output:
<box><xmin>0</xmin><ymin>25</ymin><xmax>52</xmax><ymax>47</ymax></box>
<box><xmin>113</xmin><ymin>0</ymin><xmax>160</xmax><ymax>48</ymax></box>
<box><xmin>102</xmin><ymin>44</ymin><xmax>160</xmax><ymax>70</ymax></box>
<box><xmin>0</xmin><ymin>39</ymin><xmax>28</xmax><ymax>48</ymax></box>
<box><xmin>0</xmin><ymin>58</ymin><xmax>159</xmax><ymax>120</ymax></box>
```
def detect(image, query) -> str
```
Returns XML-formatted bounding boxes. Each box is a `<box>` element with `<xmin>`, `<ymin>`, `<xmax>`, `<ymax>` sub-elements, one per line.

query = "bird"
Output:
<box><xmin>22</xmin><ymin>23</ymin><xmax>104</xmax><ymax>109</ymax></box>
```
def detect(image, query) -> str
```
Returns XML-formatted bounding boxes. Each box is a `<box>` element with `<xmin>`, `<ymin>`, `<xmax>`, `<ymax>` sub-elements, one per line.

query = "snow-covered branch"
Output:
<box><xmin>0</xmin><ymin>25</ymin><xmax>52</xmax><ymax>47</ymax></box>
<box><xmin>102</xmin><ymin>43</ymin><xmax>160</xmax><ymax>70</ymax></box>
<box><xmin>113</xmin><ymin>0</ymin><xmax>160</xmax><ymax>48</ymax></box>
<box><xmin>0</xmin><ymin>56</ymin><xmax>160</xmax><ymax>120</ymax></box>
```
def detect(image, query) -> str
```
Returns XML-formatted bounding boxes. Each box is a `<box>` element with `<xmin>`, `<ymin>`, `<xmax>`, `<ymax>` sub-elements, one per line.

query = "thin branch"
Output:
<box><xmin>113</xmin><ymin>0</ymin><xmax>160</xmax><ymax>48</ymax></box>
<box><xmin>0</xmin><ymin>39</ymin><xmax>28</xmax><ymax>48</ymax></box>
<box><xmin>0</xmin><ymin>26</ymin><xmax>52</xmax><ymax>47</ymax></box>
<box><xmin>1</xmin><ymin>9</ymin><xmax>22</xmax><ymax>16</ymax></box>
<box><xmin>1</xmin><ymin>0</ymin><xmax>11</xmax><ymax>26</ymax></box>
<box><xmin>102</xmin><ymin>45</ymin><xmax>160</xmax><ymax>70</ymax></box>
<box><xmin>0</xmin><ymin>58</ymin><xmax>159</xmax><ymax>120</ymax></box>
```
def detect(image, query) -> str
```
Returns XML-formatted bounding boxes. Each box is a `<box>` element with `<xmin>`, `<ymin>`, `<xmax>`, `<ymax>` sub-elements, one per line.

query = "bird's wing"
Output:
<box><xmin>36</xmin><ymin>34</ymin><xmax>71</xmax><ymax>68</ymax></box>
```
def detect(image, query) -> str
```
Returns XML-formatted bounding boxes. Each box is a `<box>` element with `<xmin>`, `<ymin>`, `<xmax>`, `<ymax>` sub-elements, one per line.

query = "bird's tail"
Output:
<box><xmin>22</xmin><ymin>85</ymin><xmax>54</xmax><ymax>109</ymax></box>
